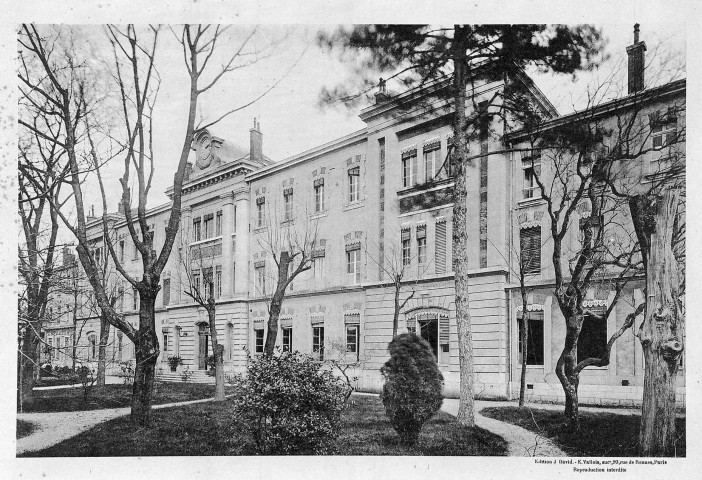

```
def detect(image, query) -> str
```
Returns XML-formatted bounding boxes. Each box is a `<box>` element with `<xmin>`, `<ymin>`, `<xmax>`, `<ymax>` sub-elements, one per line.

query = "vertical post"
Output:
<box><xmin>220</xmin><ymin>193</ymin><xmax>235</xmax><ymax>298</ymax></box>
<box><xmin>234</xmin><ymin>188</ymin><xmax>250</xmax><ymax>296</ymax></box>
<box><xmin>180</xmin><ymin>206</ymin><xmax>192</xmax><ymax>305</ymax></box>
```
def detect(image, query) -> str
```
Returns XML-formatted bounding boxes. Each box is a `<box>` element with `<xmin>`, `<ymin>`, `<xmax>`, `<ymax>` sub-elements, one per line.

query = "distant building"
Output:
<box><xmin>44</xmin><ymin>27</ymin><xmax>684</xmax><ymax>406</ymax></box>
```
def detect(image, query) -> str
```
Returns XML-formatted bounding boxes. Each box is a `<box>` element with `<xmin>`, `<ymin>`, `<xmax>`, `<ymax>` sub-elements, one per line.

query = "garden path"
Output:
<box><xmin>16</xmin><ymin>397</ymin><xmax>218</xmax><ymax>455</ymax></box>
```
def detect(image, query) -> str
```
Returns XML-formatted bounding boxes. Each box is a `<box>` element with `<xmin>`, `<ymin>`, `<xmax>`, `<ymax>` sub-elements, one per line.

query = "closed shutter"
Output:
<box><xmin>439</xmin><ymin>315</ymin><xmax>450</xmax><ymax>346</ymax></box>
<box><xmin>520</xmin><ymin>227</ymin><xmax>541</xmax><ymax>274</ymax></box>
<box><xmin>435</xmin><ymin>221</ymin><xmax>447</xmax><ymax>274</ymax></box>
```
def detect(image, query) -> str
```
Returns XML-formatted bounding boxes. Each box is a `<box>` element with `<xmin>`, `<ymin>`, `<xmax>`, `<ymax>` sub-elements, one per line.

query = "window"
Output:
<box><xmin>402</xmin><ymin>151</ymin><xmax>417</xmax><ymax>188</ymax></box>
<box><xmin>215</xmin><ymin>265</ymin><xmax>222</xmax><ymax>298</ymax></box>
<box><xmin>517</xmin><ymin>312</ymin><xmax>544</xmax><ymax>365</ymax></box>
<box><xmin>254</xmin><ymin>329</ymin><xmax>264</xmax><ymax>354</ymax></box>
<box><xmin>193</xmin><ymin>218</ymin><xmax>202</xmax><ymax>242</ymax></box>
<box><xmin>282</xmin><ymin>327</ymin><xmax>292</xmax><ymax>352</ymax></box>
<box><xmin>346</xmin><ymin>324</ymin><xmax>359</xmax><ymax>360</ymax></box>
<box><xmin>348</xmin><ymin>167</ymin><xmax>360</xmax><ymax>203</ymax></box>
<box><xmin>520</xmin><ymin>227</ymin><xmax>541</xmax><ymax>275</ymax></box>
<box><xmin>424</xmin><ymin>147</ymin><xmax>439</xmax><ymax>183</ymax></box>
<box><xmin>417</xmin><ymin>226</ymin><xmax>427</xmax><ymax>268</ymax></box>
<box><xmin>132</xmin><ymin>287</ymin><xmax>139</xmax><ymax>310</ymax></box>
<box><xmin>203</xmin><ymin>213</ymin><xmax>214</xmax><ymax>239</ymax></box>
<box><xmin>132</xmin><ymin>238</ymin><xmax>138</xmax><ymax>260</ymax></box>
<box><xmin>312</xmin><ymin>255</ymin><xmax>325</xmax><ymax>279</ymax></box>
<box><xmin>47</xmin><ymin>337</ymin><xmax>53</xmax><ymax>361</ymax></box>
<box><xmin>163</xmin><ymin>279</ymin><xmax>170</xmax><ymax>306</ymax></box>
<box><xmin>577</xmin><ymin>313</ymin><xmax>607</xmax><ymax>363</ymax></box>
<box><xmin>203</xmin><ymin>267</ymin><xmax>214</xmax><ymax>299</ymax></box>
<box><xmin>287</xmin><ymin>260</ymin><xmax>295</xmax><ymax>291</ymax></box>
<box><xmin>312</xmin><ymin>326</ymin><xmax>325</xmax><ymax>360</ymax></box>
<box><xmin>227</xmin><ymin>323</ymin><xmax>234</xmax><ymax>360</ymax></box>
<box><xmin>314</xmin><ymin>179</ymin><xmax>325</xmax><ymax>212</ymax></box>
<box><xmin>284</xmin><ymin>189</ymin><xmax>294</xmax><ymax>221</ymax></box>
<box><xmin>346</xmin><ymin>248</ymin><xmax>361</xmax><ymax>285</ymax></box>
<box><xmin>89</xmin><ymin>334</ymin><xmax>97</xmax><ymax>360</ymax></box>
<box><xmin>215</xmin><ymin>210</ymin><xmax>222</xmax><ymax>236</ymax></box>
<box><xmin>401</xmin><ymin>229</ymin><xmax>411</xmax><ymax>266</ymax></box>
<box><xmin>651</xmin><ymin>111</ymin><xmax>677</xmax><ymax>149</ymax></box>
<box><xmin>522</xmin><ymin>155</ymin><xmax>541</xmax><ymax>199</ymax></box>
<box><xmin>255</xmin><ymin>265</ymin><xmax>266</xmax><ymax>295</ymax></box>
<box><xmin>119</xmin><ymin>240</ymin><xmax>125</xmax><ymax>263</ymax></box>
<box><xmin>162</xmin><ymin>329</ymin><xmax>169</xmax><ymax>357</ymax></box>
<box><xmin>117</xmin><ymin>333</ymin><xmax>123</xmax><ymax>362</ymax></box>
<box><xmin>256</xmin><ymin>198</ymin><xmax>265</xmax><ymax>227</ymax></box>
<box><xmin>232</xmin><ymin>262</ymin><xmax>236</xmax><ymax>293</ymax></box>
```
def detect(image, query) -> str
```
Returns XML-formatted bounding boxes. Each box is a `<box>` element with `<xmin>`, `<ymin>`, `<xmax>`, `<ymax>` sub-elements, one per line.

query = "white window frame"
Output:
<box><xmin>423</xmin><ymin>148</ymin><xmax>439</xmax><ymax>183</ymax></box>
<box><xmin>346</xmin><ymin>248</ymin><xmax>361</xmax><ymax>285</ymax></box>
<box><xmin>314</xmin><ymin>183</ymin><xmax>325</xmax><ymax>212</ymax></box>
<box><xmin>522</xmin><ymin>155</ymin><xmax>541</xmax><ymax>199</ymax></box>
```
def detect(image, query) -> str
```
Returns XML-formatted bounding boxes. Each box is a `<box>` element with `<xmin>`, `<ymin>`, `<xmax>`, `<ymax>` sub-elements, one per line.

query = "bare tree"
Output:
<box><xmin>18</xmin><ymin>24</ymin><xmax>285</xmax><ymax>425</ymax></box>
<box><xmin>177</xmin><ymin>227</ymin><xmax>226</xmax><ymax>401</ymax></box>
<box><xmin>256</xmin><ymin>202</ymin><xmax>319</xmax><ymax>358</ymax></box>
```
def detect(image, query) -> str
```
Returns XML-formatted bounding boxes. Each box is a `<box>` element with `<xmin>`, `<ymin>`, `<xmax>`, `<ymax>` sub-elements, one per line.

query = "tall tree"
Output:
<box><xmin>18</xmin><ymin>24</ymin><xmax>282</xmax><ymax>425</ymax></box>
<box><xmin>177</xmin><ymin>228</ymin><xmax>226</xmax><ymax>401</ymax></box>
<box><xmin>319</xmin><ymin>24</ymin><xmax>604</xmax><ymax>426</ymax></box>
<box><xmin>256</xmin><ymin>203</ymin><xmax>319</xmax><ymax>358</ymax></box>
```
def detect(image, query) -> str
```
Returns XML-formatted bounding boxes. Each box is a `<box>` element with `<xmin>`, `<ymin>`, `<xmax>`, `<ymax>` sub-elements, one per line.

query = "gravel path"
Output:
<box><xmin>16</xmin><ymin>397</ymin><xmax>219</xmax><ymax>456</ymax></box>
<box><xmin>440</xmin><ymin>399</ymin><xmax>566</xmax><ymax>457</ymax></box>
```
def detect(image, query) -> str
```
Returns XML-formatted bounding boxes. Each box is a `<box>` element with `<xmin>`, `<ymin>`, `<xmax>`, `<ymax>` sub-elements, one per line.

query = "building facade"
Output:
<box><xmin>45</xmin><ymin>30</ymin><xmax>685</xmax><ymax>406</ymax></box>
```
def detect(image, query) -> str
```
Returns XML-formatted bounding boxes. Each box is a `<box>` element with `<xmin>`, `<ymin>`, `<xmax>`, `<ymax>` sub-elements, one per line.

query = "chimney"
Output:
<box><xmin>375</xmin><ymin>77</ymin><xmax>389</xmax><ymax>104</ymax></box>
<box><xmin>626</xmin><ymin>23</ymin><xmax>646</xmax><ymax>94</ymax></box>
<box><xmin>62</xmin><ymin>245</ymin><xmax>75</xmax><ymax>266</ymax></box>
<box><xmin>250</xmin><ymin>118</ymin><xmax>263</xmax><ymax>162</ymax></box>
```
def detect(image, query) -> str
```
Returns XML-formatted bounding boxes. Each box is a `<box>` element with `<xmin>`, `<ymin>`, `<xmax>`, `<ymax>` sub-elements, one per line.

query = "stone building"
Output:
<box><xmin>45</xmin><ymin>27</ymin><xmax>685</xmax><ymax>405</ymax></box>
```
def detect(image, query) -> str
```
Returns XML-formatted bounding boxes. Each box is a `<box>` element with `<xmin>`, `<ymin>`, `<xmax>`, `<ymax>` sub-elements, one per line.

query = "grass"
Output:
<box><xmin>19</xmin><ymin>382</ymin><xmax>222</xmax><ymax>413</ymax></box>
<box><xmin>35</xmin><ymin>376</ymin><xmax>81</xmax><ymax>387</ymax></box>
<box><xmin>481</xmin><ymin>406</ymin><xmax>686</xmax><ymax>457</ymax></box>
<box><xmin>20</xmin><ymin>395</ymin><xmax>507</xmax><ymax>457</ymax></box>
<box><xmin>17</xmin><ymin>420</ymin><xmax>36</xmax><ymax>439</ymax></box>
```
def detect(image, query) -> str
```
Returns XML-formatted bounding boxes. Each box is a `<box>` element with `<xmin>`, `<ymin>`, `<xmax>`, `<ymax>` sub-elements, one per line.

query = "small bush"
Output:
<box><xmin>380</xmin><ymin>333</ymin><xmax>444</xmax><ymax>446</ymax></box>
<box><xmin>231</xmin><ymin>351</ymin><xmax>348</xmax><ymax>454</ymax></box>
<box><xmin>180</xmin><ymin>366</ymin><xmax>193</xmax><ymax>383</ymax></box>
<box><xmin>40</xmin><ymin>363</ymin><xmax>53</xmax><ymax>377</ymax></box>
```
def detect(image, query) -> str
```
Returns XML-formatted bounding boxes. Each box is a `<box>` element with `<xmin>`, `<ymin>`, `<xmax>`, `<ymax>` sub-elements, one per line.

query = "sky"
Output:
<box><xmin>17</xmin><ymin>22</ymin><xmax>686</xmax><ymax>246</ymax></box>
<box><xmin>84</xmin><ymin>22</ymin><xmax>685</xmax><ymax>214</ymax></box>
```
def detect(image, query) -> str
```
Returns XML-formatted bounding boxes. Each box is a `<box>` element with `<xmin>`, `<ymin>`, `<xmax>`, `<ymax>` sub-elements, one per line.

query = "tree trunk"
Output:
<box><xmin>451</xmin><ymin>26</ymin><xmax>475</xmax><ymax>427</ymax></box>
<box><xmin>130</xmin><ymin>294</ymin><xmax>159</xmax><ymax>426</ymax></box>
<box><xmin>555</xmin><ymin>329</ymin><xmax>581</xmax><ymax>430</ymax></box>
<box><xmin>518</xmin><ymin>311</ymin><xmax>529</xmax><ymax>407</ymax></box>
<box><xmin>18</xmin><ymin>327</ymin><xmax>39</xmax><ymax>411</ymax></box>
<box><xmin>264</xmin><ymin>252</ymin><xmax>291</xmax><ymax>357</ymax></box>
<box><xmin>392</xmin><ymin>277</ymin><xmax>400</xmax><ymax>338</ymax></box>
<box><xmin>97</xmin><ymin>312</ymin><xmax>110</xmax><ymax>387</ymax></box>
<box><xmin>636</xmin><ymin>190</ymin><xmax>683</xmax><ymax>456</ymax></box>
<box><xmin>207</xmin><ymin>305</ymin><xmax>226</xmax><ymax>401</ymax></box>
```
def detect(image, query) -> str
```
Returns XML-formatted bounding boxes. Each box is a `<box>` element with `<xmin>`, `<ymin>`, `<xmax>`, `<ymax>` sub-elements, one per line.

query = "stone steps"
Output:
<box><xmin>156</xmin><ymin>369</ymin><xmax>215</xmax><ymax>384</ymax></box>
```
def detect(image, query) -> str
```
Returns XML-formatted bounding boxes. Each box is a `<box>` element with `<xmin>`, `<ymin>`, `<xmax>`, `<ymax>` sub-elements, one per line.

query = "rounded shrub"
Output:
<box><xmin>380</xmin><ymin>333</ymin><xmax>444</xmax><ymax>446</ymax></box>
<box><xmin>232</xmin><ymin>351</ymin><xmax>348</xmax><ymax>454</ymax></box>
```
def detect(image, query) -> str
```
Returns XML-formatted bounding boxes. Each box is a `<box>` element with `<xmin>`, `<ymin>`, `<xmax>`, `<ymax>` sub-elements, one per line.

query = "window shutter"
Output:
<box><xmin>520</xmin><ymin>227</ymin><xmax>541</xmax><ymax>274</ymax></box>
<box><xmin>439</xmin><ymin>315</ymin><xmax>450</xmax><ymax>345</ymax></box>
<box><xmin>435</xmin><ymin>221</ymin><xmax>447</xmax><ymax>274</ymax></box>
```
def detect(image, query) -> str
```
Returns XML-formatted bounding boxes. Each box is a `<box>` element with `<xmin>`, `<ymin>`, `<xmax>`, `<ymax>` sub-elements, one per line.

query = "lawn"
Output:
<box><xmin>19</xmin><ymin>382</ymin><xmax>222</xmax><ymax>413</ymax></box>
<box><xmin>17</xmin><ymin>420</ymin><xmax>36</xmax><ymax>439</ymax></box>
<box><xmin>20</xmin><ymin>395</ymin><xmax>507</xmax><ymax>457</ymax></box>
<box><xmin>480</xmin><ymin>406</ymin><xmax>686</xmax><ymax>457</ymax></box>
<box><xmin>35</xmin><ymin>376</ymin><xmax>82</xmax><ymax>387</ymax></box>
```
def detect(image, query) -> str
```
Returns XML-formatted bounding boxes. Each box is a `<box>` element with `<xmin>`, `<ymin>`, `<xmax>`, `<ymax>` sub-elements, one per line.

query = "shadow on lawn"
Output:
<box><xmin>480</xmin><ymin>406</ymin><xmax>685</xmax><ymax>457</ymax></box>
<box><xmin>20</xmin><ymin>395</ymin><xmax>508</xmax><ymax>457</ymax></box>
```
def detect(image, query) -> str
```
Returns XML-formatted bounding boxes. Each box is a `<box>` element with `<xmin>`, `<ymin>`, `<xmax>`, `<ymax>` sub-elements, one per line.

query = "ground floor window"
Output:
<box><xmin>312</xmin><ymin>326</ymin><xmax>324</xmax><ymax>360</ymax></box>
<box><xmin>407</xmin><ymin>311</ymin><xmax>450</xmax><ymax>364</ymax></box>
<box><xmin>282</xmin><ymin>327</ymin><xmax>292</xmax><ymax>352</ymax></box>
<box><xmin>517</xmin><ymin>312</ymin><xmax>544</xmax><ymax>365</ymax></box>
<box><xmin>162</xmin><ymin>329</ymin><xmax>169</xmax><ymax>358</ymax></box>
<box><xmin>577</xmin><ymin>312</ymin><xmax>607</xmax><ymax>363</ymax></box>
<box><xmin>346</xmin><ymin>324</ymin><xmax>359</xmax><ymax>360</ymax></box>
<box><xmin>254</xmin><ymin>329</ymin><xmax>264</xmax><ymax>354</ymax></box>
<box><xmin>89</xmin><ymin>334</ymin><xmax>97</xmax><ymax>360</ymax></box>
